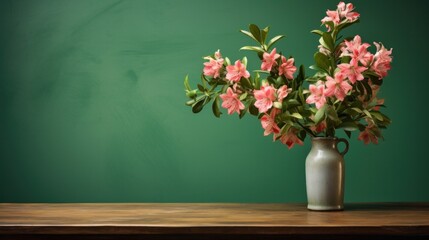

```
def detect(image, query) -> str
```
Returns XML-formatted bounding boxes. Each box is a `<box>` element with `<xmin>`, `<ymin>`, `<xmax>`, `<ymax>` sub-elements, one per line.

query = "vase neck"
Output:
<box><xmin>311</xmin><ymin>137</ymin><xmax>337</xmax><ymax>150</ymax></box>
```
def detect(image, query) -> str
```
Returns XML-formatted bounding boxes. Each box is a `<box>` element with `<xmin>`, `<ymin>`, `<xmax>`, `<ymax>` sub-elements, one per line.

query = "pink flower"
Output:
<box><xmin>306</xmin><ymin>81</ymin><xmax>327</xmax><ymax>109</ymax></box>
<box><xmin>321</xmin><ymin>2</ymin><xmax>360</xmax><ymax>30</ymax></box>
<box><xmin>203</xmin><ymin>50</ymin><xmax>224</xmax><ymax>78</ymax></box>
<box><xmin>226</xmin><ymin>60</ymin><xmax>250</xmax><ymax>83</ymax></box>
<box><xmin>278</xmin><ymin>56</ymin><xmax>297</xmax><ymax>79</ymax></box>
<box><xmin>358</xmin><ymin>124</ymin><xmax>379</xmax><ymax>144</ymax></box>
<box><xmin>360</xmin><ymin>53</ymin><xmax>374</xmax><ymax>67</ymax></box>
<box><xmin>322</xmin><ymin>10</ymin><xmax>341</xmax><ymax>26</ymax></box>
<box><xmin>280</xmin><ymin>128</ymin><xmax>304</xmax><ymax>149</ymax></box>
<box><xmin>260</xmin><ymin>109</ymin><xmax>280</xmax><ymax>136</ymax></box>
<box><xmin>219</xmin><ymin>87</ymin><xmax>245</xmax><ymax>115</ymax></box>
<box><xmin>337</xmin><ymin>2</ymin><xmax>360</xmax><ymax>22</ymax></box>
<box><xmin>340</xmin><ymin>35</ymin><xmax>372</xmax><ymax>65</ymax></box>
<box><xmin>324</xmin><ymin>72</ymin><xmax>352</xmax><ymax>101</ymax></box>
<box><xmin>261</xmin><ymin>48</ymin><xmax>280</xmax><ymax>71</ymax></box>
<box><xmin>310</xmin><ymin>120</ymin><xmax>327</xmax><ymax>133</ymax></box>
<box><xmin>371</xmin><ymin>59</ymin><xmax>391</xmax><ymax>79</ymax></box>
<box><xmin>254</xmin><ymin>83</ymin><xmax>289</xmax><ymax>113</ymax></box>
<box><xmin>374</xmin><ymin>42</ymin><xmax>393</xmax><ymax>63</ymax></box>
<box><xmin>371</xmin><ymin>42</ymin><xmax>393</xmax><ymax>79</ymax></box>
<box><xmin>254</xmin><ymin>83</ymin><xmax>277</xmax><ymax>113</ymax></box>
<box><xmin>277</xmin><ymin>85</ymin><xmax>289</xmax><ymax>102</ymax></box>
<box><xmin>338</xmin><ymin>58</ymin><xmax>367</xmax><ymax>84</ymax></box>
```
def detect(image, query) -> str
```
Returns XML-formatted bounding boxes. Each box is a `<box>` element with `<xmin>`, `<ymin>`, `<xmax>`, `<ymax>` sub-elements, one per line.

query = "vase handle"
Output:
<box><xmin>337</xmin><ymin>138</ymin><xmax>349</xmax><ymax>156</ymax></box>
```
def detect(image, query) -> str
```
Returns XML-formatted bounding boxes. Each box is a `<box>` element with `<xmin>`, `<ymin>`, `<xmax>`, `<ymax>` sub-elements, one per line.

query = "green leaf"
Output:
<box><xmin>240</xmin><ymin>30</ymin><xmax>259</xmax><ymax>43</ymax></box>
<box><xmin>296</xmin><ymin>65</ymin><xmax>305</xmax><ymax>85</ymax></box>
<box><xmin>240</xmin><ymin>77</ymin><xmax>252</xmax><ymax>89</ymax></box>
<box><xmin>309</xmin><ymin>65</ymin><xmax>324</xmax><ymax>72</ymax></box>
<box><xmin>363</xmin><ymin>109</ymin><xmax>372</xmax><ymax>118</ymax></box>
<box><xmin>212</xmin><ymin>96</ymin><xmax>221</xmax><ymax>118</ymax></box>
<box><xmin>356</xmin><ymin>81</ymin><xmax>365</xmax><ymax>95</ymax></box>
<box><xmin>261</xmin><ymin>26</ymin><xmax>270</xmax><ymax>44</ymax></box>
<box><xmin>267</xmin><ymin>35</ymin><xmax>285</xmax><ymax>49</ymax></box>
<box><xmin>266</xmin><ymin>76</ymin><xmax>276</xmax><ymax>85</ymax></box>
<box><xmin>324</xmin><ymin>21</ymin><xmax>335</xmax><ymax>32</ymax></box>
<box><xmin>351</xmin><ymin>107</ymin><xmax>362</xmax><ymax>113</ymax></box>
<box><xmin>249</xmin><ymin>24</ymin><xmax>261</xmax><ymax>43</ymax></box>
<box><xmin>201</xmin><ymin>73</ymin><xmax>208</xmax><ymax>88</ymax></box>
<box><xmin>299</xmin><ymin>108</ymin><xmax>313</xmax><ymax>118</ymax></box>
<box><xmin>240</xmin><ymin>46</ymin><xmax>265</xmax><ymax>53</ymax></box>
<box><xmin>273</xmin><ymin>101</ymin><xmax>282</xmax><ymax>109</ymax></box>
<box><xmin>364</xmin><ymin>70</ymin><xmax>380</xmax><ymax>78</ymax></box>
<box><xmin>239</xmin><ymin>92</ymin><xmax>248</xmax><ymax>101</ymax></box>
<box><xmin>326</xmin><ymin>106</ymin><xmax>340</xmax><ymax>125</ymax></box>
<box><xmin>253</xmin><ymin>70</ymin><xmax>270</xmax><ymax>74</ymax></box>
<box><xmin>205</xmin><ymin>96</ymin><xmax>212</xmax><ymax>105</ymax></box>
<box><xmin>286</xmin><ymin>99</ymin><xmax>301</xmax><ymax>108</ymax></box>
<box><xmin>249</xmin><ymin>99</ymin><xmax>259</xmax><ymax>116</ymax></box>
<box><xmin>368</xmin><ymin>73</ymin><xmax>383</xmax><ymax>86</ymax></box>
<box><xmin>321</xmin><ymin>32</ymin><xmax>335</xmax><ymax>51</ymax></box>
<box><xmin>379</xmin><ymin>112</ymin><xmax>391</xmax><ymax>125</ymax></box>
<box><xmin>299</xmin><ymin>130</ymin><xmax>307</xmax><ymax>141</ymax></box>
<box><xmin>184</xmin><ymin>75</ymin><xmax>191</xmax><ymax>91</ymax></box>
<box><xmin>208</xmin><ymin>78</ymin><xmax>217</xmax><ymax>86</ymax></box>
<box><xmin>311</xmin><ymin>30</ymin><xmax>324</xmax><ymax>36</ymax></box>
<box><xmin>280</xmin><ymin>124</ymin><xmax>292</xmax><ymax>135</ymax></box>
<box><xmin>370</xmin><ymin>111</ymin><xmax>384</xmax><ymax>121</ymax></box>
<box><xmin>253</xmin><ymin>72</ymin><xmax>260</xmax><ymax>89</ymax></box>
<box><xmin>314</xmin><ymin>105</ymin><xmax>326</xmax><ymax>124</ymax></box>
<box><xmin>192</xmin><ymin>98</ymin><xmax>205</xmax><ymax>113</ymax></box>
<box><xmin>290</xmin><ymin>112</ymin><xmax>303</xmax><ymax>119</ymax></box>
<box><xmin>338</xmin><ymin>121</ymin><xmax>359</xmax><ymax>131</ymax></box>
<box><xmin>225</xmin><ymin>57</ymin><xmax>231</xmax><ymax>66</ymax></box>
<box><xmin>341</xmin><ymin>56</ymin><xmax>351</xmax><ymax>63</ymax></box>
<box><xmin>197</xmin><ymin>84</ymin><xmax>205</xmax><ymax>92</ymax></box>
<box><xmin>362</xmin><ymin>80</ymin><xmax>373</xmax><ymax>101</ymax></box>
<box><xmin>242</xmin><ymin>56</ymin><xmax>248</xmax><ymax>67</ymax></box>
<box><xmin>239</xmin><ymin>109</ymin><xmax>247</xmax><ymax>119</ymax></box>
<box><xmin>314</xmin><ymin>52</ymin><xmax>330</xmax><ymax>72</ymax></box>
<box><xmin>275</xmin><ymin>76</ymin><xmax>283</xmax><ymax>85</ymax></box>
<box><xmin>326</xmin><ymin>125</ymin><xmax>335</xmax><ymax>137</ymax></box>
<box><xmin>239</xmin><ymin>99</ymin><xmax>252</xmax><ymax>119</ymax></box>
<box><xmin>185</xmin><ymin>99</ymin><xmax>195</xmax><ymax>106</ymax></box>
<box><xmin>298</xmin><ymin>87</ymin><xmax>305</xmax><ymax>103</ymax></box>
<box><xmin>238</xmin><ymin>99</ymin><xmax>254</xmax><ymax>119</ymax></box>
<box><xmin>364</xmin><ymin>71</ymin><xmax>381</xmax><ymax>84</ymax></box>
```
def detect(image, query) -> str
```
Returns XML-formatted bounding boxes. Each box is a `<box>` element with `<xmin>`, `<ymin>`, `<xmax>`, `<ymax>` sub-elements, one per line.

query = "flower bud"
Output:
<box><xmin>186</xmin><ymin>90</ymin><xmax>197</xmax><ymax>98</ymax></box>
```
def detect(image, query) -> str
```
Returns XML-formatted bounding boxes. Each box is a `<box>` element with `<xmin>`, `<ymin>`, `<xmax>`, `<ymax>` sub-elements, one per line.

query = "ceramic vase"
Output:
<box><xmin>305</xmin><ymin>137</ymin><xmax>349</xmax><ymax>211</ymax></box>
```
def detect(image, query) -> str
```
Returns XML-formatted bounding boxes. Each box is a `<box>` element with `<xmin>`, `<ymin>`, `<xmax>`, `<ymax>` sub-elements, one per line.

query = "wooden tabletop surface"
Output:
<box><xmin>1</xmin><ymin>203</ymin><xmax>429</xmax><ymax>238</ymax></box>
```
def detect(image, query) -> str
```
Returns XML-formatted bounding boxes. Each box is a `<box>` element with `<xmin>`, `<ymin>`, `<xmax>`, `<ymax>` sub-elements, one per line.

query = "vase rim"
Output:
<box><xmin>311</xmin><ymin>137</ymin><xmax>338</xmax><ymax>140</ymax></box>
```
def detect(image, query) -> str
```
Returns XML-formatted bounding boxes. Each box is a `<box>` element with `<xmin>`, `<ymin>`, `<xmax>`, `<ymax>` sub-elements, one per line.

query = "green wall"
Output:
<box><xmin>1</xmin><ymin>0</ymin><xmax>428</xmax><ymax>202</ymax></box>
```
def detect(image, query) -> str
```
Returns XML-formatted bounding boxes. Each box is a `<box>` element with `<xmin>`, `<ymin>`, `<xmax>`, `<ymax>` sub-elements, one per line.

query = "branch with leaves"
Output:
<box><xmin>184</xmin><ymin>1</ymin><xmax>392</xmax><ymax>148</ymax></box>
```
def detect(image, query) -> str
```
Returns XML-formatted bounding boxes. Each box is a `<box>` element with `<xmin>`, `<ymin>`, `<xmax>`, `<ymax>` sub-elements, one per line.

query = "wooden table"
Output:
<box><xmin>0</xmin><ymin>203</ymin><xmax>428</xmax><ymax>240</ymax></box>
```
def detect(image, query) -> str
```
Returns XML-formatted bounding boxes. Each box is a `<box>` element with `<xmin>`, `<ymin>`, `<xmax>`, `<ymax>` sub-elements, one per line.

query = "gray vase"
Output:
<box><xmin>305</xmin><ymin>137</ymin><xmax>349</xmax><ymax>211</ymax></box>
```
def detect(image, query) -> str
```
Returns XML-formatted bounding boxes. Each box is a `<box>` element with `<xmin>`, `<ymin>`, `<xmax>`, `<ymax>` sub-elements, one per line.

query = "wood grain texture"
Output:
<box><xmin>0</xmin><ymin>203</ymin><xmax>428</xmax><ymax>239</ymax></box>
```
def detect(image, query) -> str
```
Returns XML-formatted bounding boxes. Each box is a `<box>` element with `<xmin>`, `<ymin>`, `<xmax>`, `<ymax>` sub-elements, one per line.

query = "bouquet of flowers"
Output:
<box><xmin>184</xmin><ymin>2</ymin><xmax>392</xmax><ymax>149</ymax></box>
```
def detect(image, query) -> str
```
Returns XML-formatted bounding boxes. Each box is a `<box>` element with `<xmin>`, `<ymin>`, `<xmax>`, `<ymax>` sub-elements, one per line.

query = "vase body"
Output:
<box><xmin>305</xmin><ymin>137</ymin><xmax>349</xmax><ymax>211</ymax></box>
